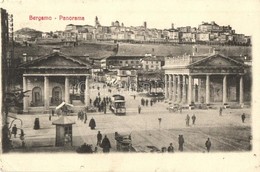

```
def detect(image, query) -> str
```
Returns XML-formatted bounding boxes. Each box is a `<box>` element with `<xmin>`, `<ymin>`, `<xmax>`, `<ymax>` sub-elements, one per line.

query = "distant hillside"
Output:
<box><xmin>117</xmin><ymin>43</ymin><xmax>252</xmax><ymax>57</ymax></box>
<box><xmin>13</xmin><ymin>42</ymin><xmax>251</xmax><ymax>64</ymax></box>
<box><xmin>14</xmin><ymin>42</ymin><xmax>117</xmax><ymax>61</ymax></box>
<box><xmin>15</xmin><ymin>27</ymin><xmax>42</xmax><ymax>38</ymax></box>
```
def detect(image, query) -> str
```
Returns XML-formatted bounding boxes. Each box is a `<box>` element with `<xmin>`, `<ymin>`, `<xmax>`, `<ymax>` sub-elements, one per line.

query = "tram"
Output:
<box><xmin>110</xmin><ymin>94</ymin><xmax>126</xmax><ymax>115</ymax></box>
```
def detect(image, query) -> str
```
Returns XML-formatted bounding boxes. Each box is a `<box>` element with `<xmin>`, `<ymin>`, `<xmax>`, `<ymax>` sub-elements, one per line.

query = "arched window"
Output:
<box><xmin>52</xmin><ymin>86</ymin><xmax>62</xmax><ymax>105</ymax></box>
<box><xmin>32</xmin><ymin>87</ymin><xmax>42</xmax><ymax>106</ymax></box>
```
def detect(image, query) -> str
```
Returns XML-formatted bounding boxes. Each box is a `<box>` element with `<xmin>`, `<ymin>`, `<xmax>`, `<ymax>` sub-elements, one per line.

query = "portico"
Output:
<box><xmin>164</xmin><ymin>53</ymin><xmax>250</xmax><ymax>105</ymax></box>
<box><xmin>20</xmin><ymin>52</ymin><xmax>92</xmax><ymax>113</ymax></box>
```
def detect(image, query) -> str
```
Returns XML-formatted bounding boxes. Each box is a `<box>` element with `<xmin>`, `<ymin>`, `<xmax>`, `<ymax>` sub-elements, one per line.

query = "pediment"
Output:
<box><xmin>20</xmin><ymin>52</ymin><xmax>90</xmax><ymax>68</ymax></box>
<box><xmin>189</xmin><ymin>54</ymin><xmax>245</xmax><ymax>68</ymax></box>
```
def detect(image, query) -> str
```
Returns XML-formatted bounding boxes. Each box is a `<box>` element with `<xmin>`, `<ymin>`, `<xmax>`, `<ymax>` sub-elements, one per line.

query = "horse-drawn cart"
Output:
<box><xmin>114</xmin><ymin>132</ymin><xmax>132</xmax><ymax>152</ymax></box>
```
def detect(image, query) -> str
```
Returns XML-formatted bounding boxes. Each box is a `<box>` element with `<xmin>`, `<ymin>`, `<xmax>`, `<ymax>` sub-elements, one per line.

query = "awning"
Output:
<box><xmin>55</xmin><ymin>102</ymin><xmax>74</xmax><ymax>110</ymax></box>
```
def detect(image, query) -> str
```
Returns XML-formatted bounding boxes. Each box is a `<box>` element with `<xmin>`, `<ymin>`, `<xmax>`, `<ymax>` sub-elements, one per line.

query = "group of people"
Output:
<box><xmin>96</xmin><ymin>131</ymin><xmax>112</xmax><ymax>153</ymax></box>
<box><xmin>92</xmin><ymin>96</ymin><xmax>111</xmax><ymax>113</ymax></box>
<box><xmin>163</xmin><ymin>135</ymin><xmax>212</xmax><ymax>153</ymax></box>
<box><xmin>185</xmin><ymin>114</ymin><xmax>197</xmax><ymax>126</ymax></box>
<box><xmin>141</xmin><ymin>98</ymin><xmax>155</xmax><ymax>107</ymax></box>
<box><xmin>77</xmin><ymin>110</ymin><xmax>87</xmax><ymax>123</ymax></box>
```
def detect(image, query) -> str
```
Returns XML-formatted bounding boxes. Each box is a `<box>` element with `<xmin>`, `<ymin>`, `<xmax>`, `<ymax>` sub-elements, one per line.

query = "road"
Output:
<box><xmin>8</xmin><ymin>82</ymin><xmax>251</xmax><ymax>153</ymax></box>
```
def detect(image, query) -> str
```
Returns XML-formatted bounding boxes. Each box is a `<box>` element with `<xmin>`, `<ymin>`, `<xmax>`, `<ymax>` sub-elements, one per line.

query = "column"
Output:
<box><xmin>188</xmin><ymin>75</ymin><xmax>193</xmax><ymax>104</ymax></box>
<box><xmin>85</xmin><ymin>76</ymin><xmax>90</xmax><ymax>106</ymax></box>
<box><xmin>23</xmin><ymin>76</ymin><xmax>28</xmax><ymax>112</ymax></box>
<box><xmin>223</xmin><ymin>75</ymin><xmax>227</xmax><ymax>104</ymax></box>
<box><xmin>172</xmin><ymin>75</ymin><xmax>177</xmax><ymax>102</ymax></box>
<box><xmin>182</xmin><ymin>75</ymin><xmax>187</xmax><ymax>103</ymax></box>
<box><xmin>177</xmin><ymin>75</ymin><xmax>182</xmax><ymax>102</ymax></box>
<box><xmin>44</xmin><ymin>76</ymin><xmax>50</xmax><ymax>110</ymax></box>
<box><xmin>206</xmin><ymin>75</ymin><xmax>210</xmax><ymax>104</ymax></box>
<box><xmin>239</xmin><ymin>75</ymin><xmax>244</xmax><ymax>105</ymax></box>
<box><xmin>198</xmin><ymin>78</ymin><xmax>202</xmax><ymax>103</ymax></box>
<box><xmin>164</xmin><ymin>75</ymin><xmax>169</xmax><ymax>99</ymax></box>
<box><xmin>65</xmin><ymin>76</ymin><xmax>70</xmax><ymax>103</ymax></box>
<box><xmin>169</xmin><ymin>75</ymin><xmax>173</xmax><ymax>100</ymax></box>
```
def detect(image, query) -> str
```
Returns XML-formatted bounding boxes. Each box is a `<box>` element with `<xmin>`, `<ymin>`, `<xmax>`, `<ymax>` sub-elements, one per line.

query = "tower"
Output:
<box><xmin>144</xmin><ymin>21</ymin><xmax>147</xmax><ymax>29</ymax></box>
<box><xmin>95</xmin><ymin>16</ymin><xmax>100</xmax><ymax>28</ymax></box>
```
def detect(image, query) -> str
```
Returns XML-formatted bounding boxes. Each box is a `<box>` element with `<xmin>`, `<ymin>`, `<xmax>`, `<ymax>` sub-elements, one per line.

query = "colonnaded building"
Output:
<box><xmin>19</xmin><ymin>51</ymin><xmax>92</xmax><ymax>113</ymax></box>
<box><xmin>163</xmin><ymin>49</ymin><xmax>251</xmax><ymax>106</ymax></box>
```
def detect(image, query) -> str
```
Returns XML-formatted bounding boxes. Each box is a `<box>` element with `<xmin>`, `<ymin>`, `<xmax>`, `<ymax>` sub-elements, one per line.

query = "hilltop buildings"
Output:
<box><xmin>40</xmin><ymin>18</ymin><xmax>251</xmax><ymax>46</ymax></box>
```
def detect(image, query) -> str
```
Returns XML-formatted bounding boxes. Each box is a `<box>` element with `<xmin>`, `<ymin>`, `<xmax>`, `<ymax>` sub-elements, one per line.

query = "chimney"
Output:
<box><xmin>52</xmin><ymin>47</ymin><xmax>61</xmax><ymax>53</ymax></box>
<box><xmin>23</xmin><ymin>53</ymin><xmax>27</xmax><ymax>62</ymax></box>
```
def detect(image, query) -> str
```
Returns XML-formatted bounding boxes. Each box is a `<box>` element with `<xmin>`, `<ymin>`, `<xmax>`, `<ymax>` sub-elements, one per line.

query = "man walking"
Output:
<box><xmin>219</xmin><ymin>107</ymin><xmax>223</xmax><ymax>116</ymax></box>
<box><xmin>97</xmin><ymin>131</ymin><xmax>102</xmax><ymax>146</ymax></box>
<box><xmin>192</xmin><ymin>114</ymin><xmax>196</xmax><ymax>125</ymax></box>
<box><xmin>241</xmin><ymin>113</ymin><xmax>246</xmax><ymax>123</ymax></box>
<box><xmin>138</xmin><ymin>105</ymin><xmax>141</xmax><ymax>114</ymax></box>
<box><xmin>205</xmin><ymin>138</ymin><xmax>212</xmax><ymax>152</ymax></box>
<box><xmin>185</xmin><ymin>114</ymin><xmax>190</xmax><ymax>126</ymax></box>
<box><xmin>178</xmin><ymin>135</ymin><xmax>184</xmax><ymax>152</ymax></box>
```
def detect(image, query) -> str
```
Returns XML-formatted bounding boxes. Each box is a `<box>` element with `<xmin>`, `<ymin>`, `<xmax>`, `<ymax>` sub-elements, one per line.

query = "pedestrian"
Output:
<box><xmin>192</xmin><ymin>114</ymin><xmax>196</xmax><ymax>125</ymax></box>
<box><xmin>205</xmin><ymin>138</ymin><xmax>211</xmax><ymax>152</ymax></box>
<box><xmin>52</xmin><ymin>109</ymin><xmax>55</xmax><ymax>116</ymax></box>
<box><xmin>219</xmin><ymin>107</ymin><xmax>222</xmax><ymax>116</ymax></box>
<box><xmin>241</xmin><ymin>113</ymin><xmax>246</xmax><ymax>123</ymax></box>
<box><xmin>49</xmin><ymin>114</ymin><xmax>51</xmax><ymax>121</ymax></box>
<box><xmin>89</xmin><ymin>117</ymin><xmax>96</xmax><ymax>130</ymax></box>
<box><xmin>179</xmin><ymin>106</ymin><xmax>182</xmax><ymax>114</ymax></box>
<box><xmin>185</xmin><ymin>114</ymin><xmax>190</xmax><ymax>126</ymax></box>
<box><xmin>101</xmin><ymin>135</ymin><xmax>111</xmax><ymax>153</ymax></box>
<box><xmin>84</xmin><ymin>112</ymin><xmax>87</xmax><ymax>124</ymax></box>
<box><xmin>97</xmin><ymin>131</ymin><xmax>102</xmax><ymax>146</ymax></box>
<box><xmin>133</xmin><ymin>95</ymin><xmax>136</xmax><ymax>100</ymax></box>
<box><xmin>167</xmin><ymin>143</ymin><xmax>174</xmax><ymax>152</ymax></box>
<box><xmin>104</xmin><ymin>105</ymin><xmax>106</xmax><ymax>114</ymax></box>
<box><xmin>150</xmin><ymin>99</ymin><xmax>153</xmax><ymax>106</ymax></box>
<box><xmin>145</xmin><ymin>99</ymin><xmax>148</xmax><ymax>106</ymax></box>
<box><xmin>178</xmin><ymin>135</ymin><xmax>184</xmax><ymax>152</ymax></box>
<box><xmin>11</xmin><ymin>124</ymin><xmax>17</xmax><ymax>138</ymax></box>
<box><xmin>138</xmin><ymin>105</ymin><xmax>141</xmax><ymax>114</ymax></box>
<box><xmin>141</xmin><ymin>98</ymin><xmax>145</xmax><ymax>106</ymax></box>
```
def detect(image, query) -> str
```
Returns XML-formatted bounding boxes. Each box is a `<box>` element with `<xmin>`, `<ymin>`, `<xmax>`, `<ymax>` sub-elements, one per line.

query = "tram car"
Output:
<box><xmin>110</xmin><ymin>94</ymin><xmax>126</xmax><ymax>115</ymax></box>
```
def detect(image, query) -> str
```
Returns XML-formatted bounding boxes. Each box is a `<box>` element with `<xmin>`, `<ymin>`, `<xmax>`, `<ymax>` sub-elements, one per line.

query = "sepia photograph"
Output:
<box><xmin>1</xmin><ymin>0</ymin><xmax>259</xmax><ymax>171</ymax></box>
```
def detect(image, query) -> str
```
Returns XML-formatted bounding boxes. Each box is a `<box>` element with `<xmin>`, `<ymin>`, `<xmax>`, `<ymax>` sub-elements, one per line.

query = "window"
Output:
<box><xmin>120</xmin><ymin>61</ymin><xmax>122</xmax><ymax>63</ymax></box>
<box><xmin>131</xmin><ymin>61</ymin><xmax>134</xmax><ymax>64</ymax></box>
<box><xmin>156</xmin><ymin>61</ymin><xmax>158</xmax><ymax>64</ymax></box>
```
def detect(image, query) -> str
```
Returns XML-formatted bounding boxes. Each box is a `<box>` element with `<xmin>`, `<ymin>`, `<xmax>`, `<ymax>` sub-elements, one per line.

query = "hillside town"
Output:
<box><xmin>1</xmin><ymin>7</ymin><xmax>252</xmax><ymax>155</ymax></box>
<box><xmin>14</xmin><ymin>16</ymin><xmax>251</xmax><ymax>46</ymax></box>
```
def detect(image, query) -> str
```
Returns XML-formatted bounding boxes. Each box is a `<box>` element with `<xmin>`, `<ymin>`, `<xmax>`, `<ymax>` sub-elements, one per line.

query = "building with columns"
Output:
<box><xmin>163</xmin><ymin>51</ymin><xmax>251</xmax><ymax>106</ymax></box>
<box><xmin>19</xmin><ymin>52</ymin><xmax>92</xmax><ymax>113</ymax></box>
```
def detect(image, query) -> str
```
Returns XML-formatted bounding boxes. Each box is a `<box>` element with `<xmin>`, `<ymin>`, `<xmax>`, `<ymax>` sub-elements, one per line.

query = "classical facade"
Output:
<box><xmin>163</xmin><ymin>51</ymin><xmax>251</xmax><ymax>105</ymax></box>
<box><xmin>19</xmin><ymin>52</ymin><xmax>92</xmax><ymax>113</ymax></box>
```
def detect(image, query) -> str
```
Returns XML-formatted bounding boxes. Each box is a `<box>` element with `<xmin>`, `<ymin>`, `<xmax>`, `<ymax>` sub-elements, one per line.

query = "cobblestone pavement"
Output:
<box><xmin>8</xmin><ymin>83</ymin><xmax>251</xmax><ymax>153</ymax></box>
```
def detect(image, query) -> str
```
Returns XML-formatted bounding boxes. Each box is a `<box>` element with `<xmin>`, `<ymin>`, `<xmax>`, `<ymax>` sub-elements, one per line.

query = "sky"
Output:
<box><xmin>1</xmin><ymin>0</ymin><xmax>260</xmax><ymax>36</ymax></box>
